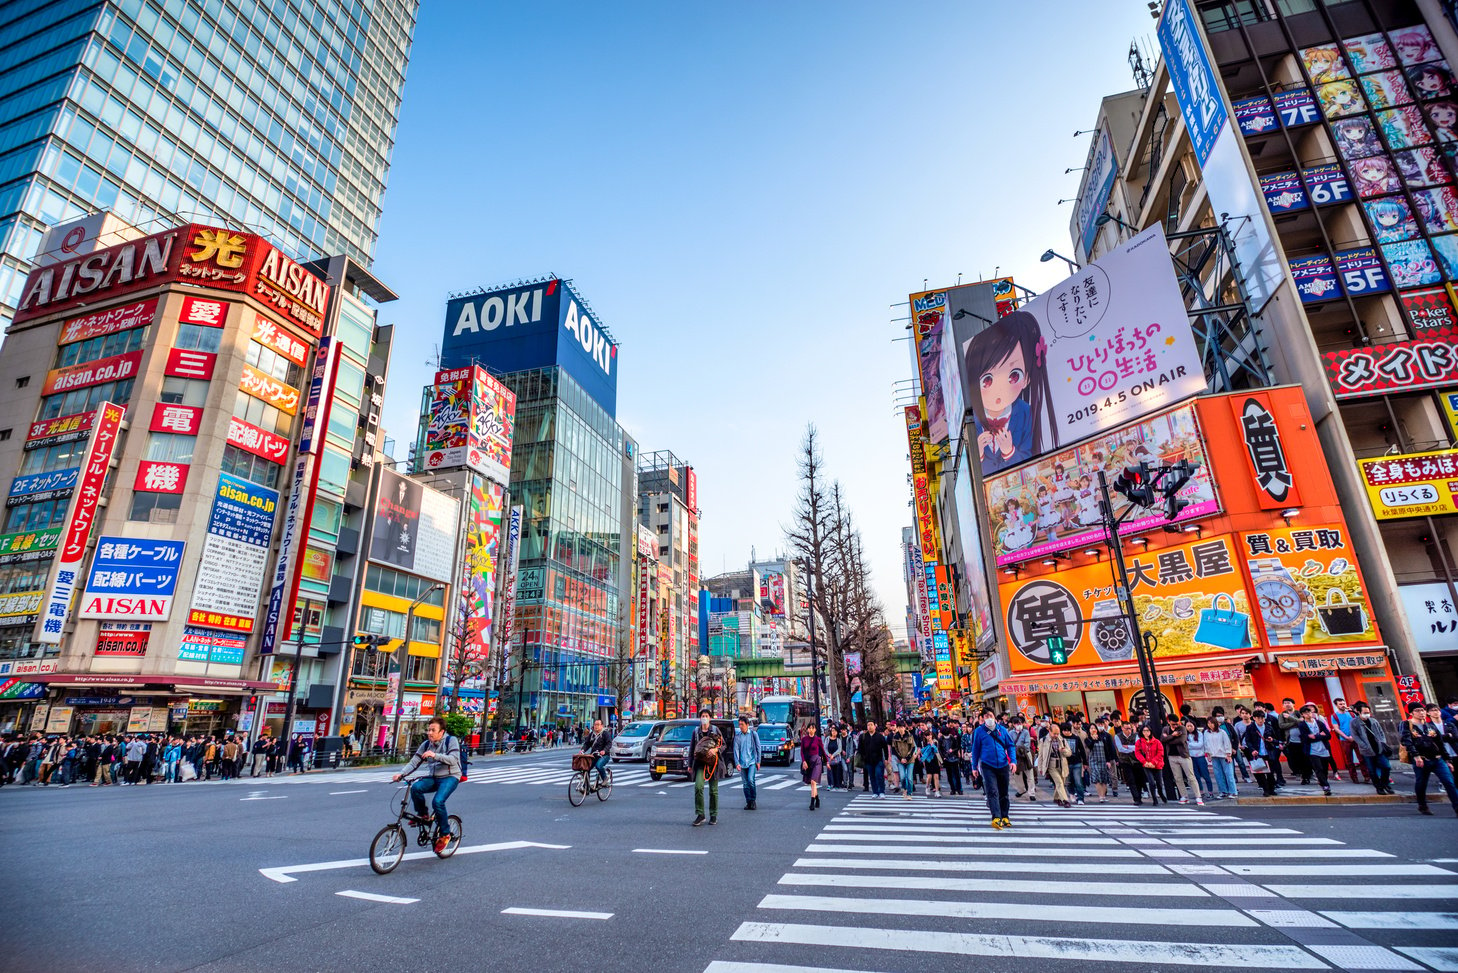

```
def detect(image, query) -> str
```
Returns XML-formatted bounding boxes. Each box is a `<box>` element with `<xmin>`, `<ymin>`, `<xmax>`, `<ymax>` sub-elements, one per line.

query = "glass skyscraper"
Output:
<box><xmin>0</xmin><ymin>0</ymin><xmax>418</xmax><ymax>329</ymax></box>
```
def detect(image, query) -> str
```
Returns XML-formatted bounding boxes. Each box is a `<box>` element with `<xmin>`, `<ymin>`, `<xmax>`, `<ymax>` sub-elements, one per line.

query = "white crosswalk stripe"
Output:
<box><xmin>699</xmin><ymin>792</ymin><xmax>1458</xmax><ymax>971</ymax></box>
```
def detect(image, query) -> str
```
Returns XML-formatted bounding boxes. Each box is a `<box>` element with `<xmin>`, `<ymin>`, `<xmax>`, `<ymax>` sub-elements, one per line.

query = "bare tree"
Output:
<box><xmin>441</xmin><ymin>591</ymin><xmax>485</xmax><ymax>717</ymax></box>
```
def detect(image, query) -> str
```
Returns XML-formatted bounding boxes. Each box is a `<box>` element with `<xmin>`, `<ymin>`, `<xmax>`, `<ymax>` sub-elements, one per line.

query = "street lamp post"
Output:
<box><xmin>278</xmin><ymin>614</ymin><xmax>309</xmax><ymax>762</ymax></box>
<box><xmin>391</xmin><ymin>581</ymin><xmax>446</xmax><ymax>756</ymax></box>
<box><xmin>1040</xmin><ymin>249</ymin><xmax>1081</xmax><ymax>274</ymax></box>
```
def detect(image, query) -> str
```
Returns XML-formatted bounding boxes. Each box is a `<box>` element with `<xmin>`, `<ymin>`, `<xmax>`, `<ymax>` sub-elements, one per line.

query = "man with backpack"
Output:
<box><xmin>392</xmin><ymin>716</ymin><xmax>462</xmax><ymax>854</ymax></box>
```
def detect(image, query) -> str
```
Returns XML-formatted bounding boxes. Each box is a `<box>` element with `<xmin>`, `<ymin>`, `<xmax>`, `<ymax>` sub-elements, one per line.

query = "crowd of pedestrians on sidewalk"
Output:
<box><xmin>0</xmin><ymin>730</ymin><xmax>323</xmax><ymax>787</ymax></box>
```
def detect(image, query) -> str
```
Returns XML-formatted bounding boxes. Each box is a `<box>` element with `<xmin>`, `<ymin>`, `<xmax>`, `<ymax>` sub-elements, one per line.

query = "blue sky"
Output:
<box><xmin>371</xmin><ymin>2</ymin><xmax>1158</xmax><ymax>638</ymax></box>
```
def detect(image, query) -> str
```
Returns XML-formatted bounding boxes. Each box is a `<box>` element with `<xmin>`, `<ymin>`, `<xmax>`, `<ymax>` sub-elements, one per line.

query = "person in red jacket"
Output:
<box><xmin>1134</xmin><ymin>724</ymin><xmax>1168</xmax><ymax>805</ymax></box>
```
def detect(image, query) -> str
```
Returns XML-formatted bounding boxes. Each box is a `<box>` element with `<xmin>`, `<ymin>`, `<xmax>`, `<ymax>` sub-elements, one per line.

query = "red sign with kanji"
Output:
<box><xmin>134</xmin><ymin>461</ymin><xmax>189</xmax><ymax>494</ymax></box>
<box><xmin>179</xmin><ymin>296</ymin><xmax>229</xmax><ymax>328</ymax></box>
<box><xmin>148</xmin><ymin>403</ymin><xmax>203</xmax><ymax>436</ymax></box>
<box><xmin>164</xmin><ymin>348</ymin><xmax>216</xmax><ymax>381</ymax></box>
<box><xmin>225</xmin><ymin>416</ymin><xmax>290</xmax><ymax>464</ymax></box>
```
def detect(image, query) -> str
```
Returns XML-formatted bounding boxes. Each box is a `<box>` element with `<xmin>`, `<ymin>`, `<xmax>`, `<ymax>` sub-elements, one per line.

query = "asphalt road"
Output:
<box><xmin>1</xmin><ymin>749</ymin><xmax>1455</xmax><ymax>973</ymax></box>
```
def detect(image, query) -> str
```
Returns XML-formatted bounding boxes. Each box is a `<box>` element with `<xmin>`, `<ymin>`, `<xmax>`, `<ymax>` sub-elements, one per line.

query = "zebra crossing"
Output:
<box><xmin>254</xmin><ymin>760</ymin><xmax>813</xmax><ymax>791</ymax></box>
<box><xmin>701</xmin><ymin>794</ymin><xmax>1458</xmax><ymax>972</ymax></box>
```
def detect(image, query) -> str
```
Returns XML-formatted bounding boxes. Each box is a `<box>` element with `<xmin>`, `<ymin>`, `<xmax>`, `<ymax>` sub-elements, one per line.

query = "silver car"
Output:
<box><xmin>610</xmin><ymin>720</ymin><xmax>667</xmax><ymax>762</ymax></box>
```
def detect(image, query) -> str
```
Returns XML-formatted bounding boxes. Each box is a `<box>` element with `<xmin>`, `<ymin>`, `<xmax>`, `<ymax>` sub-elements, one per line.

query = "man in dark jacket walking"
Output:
<box><xmin>970</xmin><ymin>710</ymin><xmax>1016</xmax><ymax>828</ymax></box>
<box><xmin>857</xmin><ymin>721</ymin><xmax>888</xmax><ymax>798</ymax></box>
<box><xmin>689</xmin><ymin>713</ymin><xmax>724</xmax><ymax>826</ymax></box>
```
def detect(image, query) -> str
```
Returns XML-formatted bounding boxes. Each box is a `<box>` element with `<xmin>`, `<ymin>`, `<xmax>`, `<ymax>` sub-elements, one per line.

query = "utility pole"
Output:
<box><xmin>1097</xmin><ymin>470</ymin><xmax>1163</xmax><ymax>730</ymax></box>
<box><xmin>278</xmin><ymin>613</ymin><xmax>309</xmax><ymax>763</ymax></box>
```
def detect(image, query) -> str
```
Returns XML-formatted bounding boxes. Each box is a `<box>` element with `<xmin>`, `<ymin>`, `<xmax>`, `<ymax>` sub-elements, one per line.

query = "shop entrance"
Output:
<box><xmin>74</xmin><ymin>709</ymin><xmax>130</xmax><ymax>735</ymax></box>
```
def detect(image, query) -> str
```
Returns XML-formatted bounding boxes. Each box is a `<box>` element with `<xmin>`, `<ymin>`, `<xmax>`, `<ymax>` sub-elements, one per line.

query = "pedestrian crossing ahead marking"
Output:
<box><xmin>699</xmin><ymin>793</ymin><xmax>1458</xmax><ymax>971</ymax></box>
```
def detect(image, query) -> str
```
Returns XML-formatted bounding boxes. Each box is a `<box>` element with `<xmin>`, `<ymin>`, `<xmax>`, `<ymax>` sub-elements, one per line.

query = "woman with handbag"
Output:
<box><xmin>1240</xmin><ymin>705</ymin><xmax>1278</xmax><ymax>796</ymax></box>
<box><xmin>800</xmin><ymin>724</ymin><xmax>826</xmax><ymax>811</ymax></box>
<box><xmin>920</xmin><ymin>736</ymin><xmax>942</xmax><ymax>798</ymax></box>
<box><xmin>1134</xmin><ymin>724</ymin><xmax>1167</xmax><ymax>805</ymax></box>
<box><xmin>825</xmin><ymin>727</ymin><xmax>846</xmax><ymax>791</ymax></box>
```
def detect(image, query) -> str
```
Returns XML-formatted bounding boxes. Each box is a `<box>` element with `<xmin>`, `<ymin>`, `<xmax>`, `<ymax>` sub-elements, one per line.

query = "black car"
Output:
<box><xmin>647</xmin><ymin>718</ymin><xmax>741</xmax><ymax>781</ymax></box>
<box><xmin>756</xmin><ymin>723</ymin><xmax>797</xmax><ymax>766</ymax></box>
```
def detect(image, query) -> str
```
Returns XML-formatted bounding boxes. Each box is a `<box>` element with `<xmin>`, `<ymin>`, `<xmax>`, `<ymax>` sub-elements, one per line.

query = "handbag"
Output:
<box><xmin>1194</xmin><ymin>593</ymin><xmax>1250</xmax><ymax>649</ymax></box>
<box><xmin>1316</xmin><ymin>588</ymin><xmax>1368</xmax><ymax>636</ymax></box>
<box><xmin>1248</xmin><ymin>755</ymin><xmax>1268</xmax><ymax>774</ymax></box>
<box><xmin>179</xmin><ymin>762</ymin><xmax>197</xmax><ymax>781</ymax></box>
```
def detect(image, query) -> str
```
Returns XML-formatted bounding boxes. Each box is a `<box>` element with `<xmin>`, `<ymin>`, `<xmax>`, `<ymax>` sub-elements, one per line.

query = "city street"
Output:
<box><xmin>2</xmin><ymin>749</ymin><xmax>1456</xmax><ymax>973</ymax></box>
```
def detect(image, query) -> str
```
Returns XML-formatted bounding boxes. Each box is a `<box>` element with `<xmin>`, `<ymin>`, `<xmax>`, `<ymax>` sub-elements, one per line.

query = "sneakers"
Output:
<box><xmin>433</xmin><ymin>834</ymin><xmax>451</xmax><ymax>854</ymax></box>
<box><xmin>1196</xmin><ymin>799</ymin><xmax>1205</xmax><ymax>806</ymax></box>
<box><xmin>990</xmin><ymin>818</ymin><xmax>1004</xmax><ymax>830</ymax></box>
<box><xmin>708</xmin><ymin>816</ymin><xmax>717</xmax><ymax>825</ymax></box>
<box><xmin>1177</xmin><ymin>797</ymin><xmax>1189</xmax><ymax>804</ymax></box>
<box><xmin>1076</xmin><ymin>797</ymin><xmax>1085</xmax><ymax>805</ymax></box>
<box><xmin>999</xmin><ymin>817</ymin><xmax>1012</xmax><ymax>828</ymax></box>
<box><xmin>693</xmin><ymin>814</ymin><xmax>706</xmax><ymax>826</ymax></box>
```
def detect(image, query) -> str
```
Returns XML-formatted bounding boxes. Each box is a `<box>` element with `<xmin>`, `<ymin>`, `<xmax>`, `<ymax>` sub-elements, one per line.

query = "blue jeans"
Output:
<box><xmin>868</xmin><ymin>760</ymin><xmax>885</xmax><ymax>796</ymax></box>
<box><xmin>1192</xmin><ymin>754</ymin><xmax>1215</xmax><ymax>795</ymax></box>
<box><xmin>1361</xmin><ymin>753</ymin><xmax>1391</xmax><ymax>791</ymax></box>
<box><xmin>1414</xmin><ymin>756</ymin><xmax>1458</xmax><ymax>810</ymax></box>
<box><xmin>980</xmin><ymin>762</ymin><xmax>1010</xmax><ymax>820</ymax></box>
<box><xmin>1066</xmin><ymin>762</ymin><xmax>1085</xmax><ymax>801</ymax></box>
<box><xmin>410</xmin><ymin>776</ymin><xmax>459</xmax><ymax>835</ymax></box>
<box><xmin>896</xmin><ymin>758</ymin><xmax>916</xmax><ymax>794</ymax></box>
<box><xmin>592</xmin><ymin>753</ymin><xmax>610</xmax><ymax>782</ymax></box>
<box><xmin>741</xmin><ymin>763</ymin><xmax>758</xmax><ymax>804</ymax></box>
<box><xmin>1211</xmin><ymin>756</ymin><xmax>1237</xmax><ymax>796</ymax></box>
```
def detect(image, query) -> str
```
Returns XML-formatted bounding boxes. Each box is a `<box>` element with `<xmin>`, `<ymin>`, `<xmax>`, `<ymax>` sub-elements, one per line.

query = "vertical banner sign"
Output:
<box><xmin>260</xmin><ymin>338</ymin><xmax>337</xmax><ymax>654</ymax></box>
<box><xmin>497</xmin><ymin>504</ymin><xmax>523</xmax><ymax>662</ymax></box>
<box><xmin>462</xmin><ymin>477</ymin><xmax>506</xmax><ymax>663</ymax></box>
<box><xmin>36</xmin><ymin>401</ymin><xmax>125</xmax><ymax>644</ymax></box>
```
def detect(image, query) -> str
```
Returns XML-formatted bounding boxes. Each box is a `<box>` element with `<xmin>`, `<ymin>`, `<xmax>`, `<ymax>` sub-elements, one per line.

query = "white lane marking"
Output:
<box><xmin>1137</xmin><ymin>828</ymin><xmax>1291</xmax><ymax>835</ymax></box>
<box><xmin>1323</xmin><ymin>911</ymin><xmax>1458</xmax><ymax>929</ymax></box>
<box><xmin>633</xmin><ymin>848</ymin><xmax>708</xmax><ymax>855</ymax></box>
<box><xmin>1395</xmin><ymin>947</ymin><xmax>1458</xmax><ymax>971</ymax></box>
<box><xmin>1247</xmin><ymin>910</ymin><xmax>1336</xmax><ymax>928</ymax></box>
<box><xmin>1190</xmin><ymin>849</ymin><xmax>1390</xmax><ymax>859</ymax></box>
<box><xmin>780</xmin><ymin>873</ymin><xmax>1206</xmax><ymax>896</ymax></box>
<box><xmin>336</xmin><ymin>890</ymin><xmax>418</xmax><ymax>904</ymax></box>
<box><xmin>810</xmin><ymin>833</ymin><xmax>1117</xmax><ymax>845</ymax></box>
<box><xmin>241</xmin><ymin>795</ymin><xmax>287</xmax><ymax>800</ymax></box>
<box><xmin>1173</xmin><ymin>837</ymin><xmax>1342</xmax><ymax>846</ymax></box>
<box><xmin>806</xmin><ymin>843</ymin><xmax>1141</xmax><ymax>858</ymax></box>
<box><xmin>757</xmin><ymin>893</ymin><xmax>1255</xmax><ymax>927</ymax></box>
<box><xmin>1228</xmin><ymin>864</ymin><xmax>1454</xmax><ymax>877</ymax></box>
<box><xmin>766</xmin><ymin>779</ymin><xmax>802</xmax><ymax>790</ymax></box>
<box><xmin>791</xmin><ymin>858</ymin><xmax>1170</xmax><ymax>875</ymax></box>
<box><xmin>822</xmin><ymin>823</ymin><xmax>1108</xmax><ymax>836</ymax></box>
<box><xmin>1301</xmin><ymin>944</ymin><xmax>1423</xmax><ymax>971</ymax></box>
<box><xmin>704</xmin><ymin>963</ymin><xmax>878</xmax><ymax>973</ymax></box>
<box><xmin>502</xmin><ymin>907</ymin><xmax>613</xmax><ymax>920</ymax></box>
<box><xmin>728</xmin><ymin>922</ymin><xmax>1325</xmax><ymax>967</ymax></box>
<box><xmin>1267</xmin><ymin>884</ymin><xmax>1458</xmax><ymax>899</ymax></box>
<box><xmin>330</xmin><ymin>790</ymin><xmax>368</xmax><ymax>795</ymax></box>
<box><xmin>258</xmin><ymin>840</ymin><xmax>570</xmax><ymax>883</ymax></box>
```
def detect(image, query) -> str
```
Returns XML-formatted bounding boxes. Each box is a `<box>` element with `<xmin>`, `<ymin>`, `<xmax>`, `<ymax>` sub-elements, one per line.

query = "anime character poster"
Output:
<box><xmin>1378</xmin><ymin>105</ymin><xmax>1434</xmax><ymax>149</ymax></box>
<box><xmin>1332</xmin><ymin>116</ymin><xmax>1384</xmax><ymax>160</ymax></box>
<box><xmin>1429</xmin><ymin>234</ymin><xmax>1458</xmax><ymax>281</ymax></box>
<box><xmin>1382</xmin><ymin>239</ymin><xmax>1443</xmax><ymax>288</ymax></box>
<box><xmin>1301</xmin><ymin>44</ymin><xmax>1350</xmax><ymax>84</ymax></box>
<box><xmin>1359</xmin><ymin>70</ymin><xmax>1414</xmax><ymax>110</ymax></box>
<box><xmin>1344</xmin><ymin>32</ymin><xmax>1396</xmax><ymax>73</ymax></box>
<box><xmin>960</xmin><ymin>225</ymin><xmax>1204</xmax><ymax>477</ymax></box>
<box><xmin>916</xmin><ymin>314</ymin><xmax>949</xmax><ymax>445</ymax></box>
<box><xmin>1423</xmin><ymin>100</ymin><xmax>1458</xmax><ymax>142</ymax></box>
<box><xmin>1413</xmin><ymin>186</ymin><xmax>1458</xmax><ymax>233</ymax></box>
<box><xmin>1391</xmin><ymin>25</ymin><xmax>1440</xmax><ymax>66</ymax></box>
<box><xmin>1349</xmin><ymin>154</ymin><xmax>1403</xmax><ymax>198</ymax></box>
<box><xmin>1407</xmin><ymin>61</ymin><xmax>1456</xmax><ymax>100</ymax></box>
<box><xmin>1394</xmin><ymin>147</ymin><xmax>1452</xmax><ymax>188</ymax></box>
<box><xmin>1317</xmin><ymin>79</ymin><xmax>1367</xmax><ymax>118</ymax></box>
<box><xmin>1362</xmin><ymin>196</ymin><xmax>1420</xmax><ymax>242</ymax></box>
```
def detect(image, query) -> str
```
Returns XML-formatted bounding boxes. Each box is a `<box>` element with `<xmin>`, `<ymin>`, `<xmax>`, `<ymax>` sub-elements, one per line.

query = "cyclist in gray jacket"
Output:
<box><xmin>392</xmin><ymin>716</ymin><xmax>461</xmax><ymax>853</ymax></box>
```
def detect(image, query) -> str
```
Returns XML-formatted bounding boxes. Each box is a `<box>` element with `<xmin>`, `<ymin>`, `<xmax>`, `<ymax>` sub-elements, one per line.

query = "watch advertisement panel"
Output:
<box><xmin>960</xmin><ymin>224</ymin><xmax>1205</xmax><ymax>478</ymax></box>
<box><xmin>983</xmin><ymin>399</ymin><xmax>1219</xmax><ymax>566</ymax></box>
<box><xmin>1357</xmin><ymin>447</ymin><xmax>1458</xmax><ymax>519</ymax></box>
<box><xmin>1239</xmin><ymin>524</ymin><xmax>1379</xmax><ymax>647</ymax></box>
<box><xmin>998</xmin><ymin>532</ymin><xmax>1253</xmax><ymax>674</ymax></box>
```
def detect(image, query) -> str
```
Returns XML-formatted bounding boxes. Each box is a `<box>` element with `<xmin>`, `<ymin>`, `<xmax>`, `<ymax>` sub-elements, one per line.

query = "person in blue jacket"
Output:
<box><xmin>970</xmin><ymin>709</ymin><xmax>1017</xmax><ymax>830</ymax></box>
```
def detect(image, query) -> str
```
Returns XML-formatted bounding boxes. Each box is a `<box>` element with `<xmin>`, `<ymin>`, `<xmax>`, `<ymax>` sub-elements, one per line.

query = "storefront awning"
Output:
<box><xmin>1268</xmin><ymin>648</ymin><xmax>1390</xmax><ymax>674</ymax></box>
<box><xmin>1000</xmin><ymin>657</ymin><xmax>1258</xmax><ymax>696</ymax></box>
<box><xmin>28</xmin><ymin>673</ymin><xmax>277</xmax><ymax>695</ymax></box>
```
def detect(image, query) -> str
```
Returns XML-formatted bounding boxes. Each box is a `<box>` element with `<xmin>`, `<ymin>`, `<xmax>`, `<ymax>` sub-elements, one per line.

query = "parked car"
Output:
<box><xmin>610</xmin><ymin>720</ymin><xmax>667</xmax><ymax>762</ymax></box>
<box><xmin>756</xmin><ymin>723</ymin><xmax>797</xmax><ymax>766</ymax></box>
<box><xmin>647</xmin><ymin>718</ymin><xmax>740</xmax><ymax>780</ymax></box>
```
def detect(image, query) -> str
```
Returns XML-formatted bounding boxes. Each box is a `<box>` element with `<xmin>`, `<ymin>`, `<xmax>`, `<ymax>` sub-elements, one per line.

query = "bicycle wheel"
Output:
<box><xmin>435</xmin><ymin>815</ymin><xmax>463</xmax><ymax>858</ymax></box>
<box><xmin>567</xmin><ymin>771</ymin><xmax>588</xmax><ymax>806</ymax></box>
<box><xmin>369</xmin><ymin>823</ymin><xmax>406</xmax><ymax>874</ymax></box>
<box><xmin>596</xmin><ymin>768</ymin><xmax>613</xmax><ymax>801</ymax></box>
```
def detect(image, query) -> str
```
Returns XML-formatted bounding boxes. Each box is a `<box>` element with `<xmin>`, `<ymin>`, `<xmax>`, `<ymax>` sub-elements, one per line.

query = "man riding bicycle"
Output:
<box><xmin>392</xmin><ymin>716</ymin><xmax>461</xmax><ymax>854</ymax></box>
<box><xmin>581</xmin><ymin>719</ymin><xmax>613</xmax><ymax>785</ymax></box>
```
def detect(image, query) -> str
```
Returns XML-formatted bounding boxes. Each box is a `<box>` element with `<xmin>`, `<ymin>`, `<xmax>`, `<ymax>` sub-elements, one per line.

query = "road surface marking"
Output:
<box><xmin>330</xmin><ymin>790</ymin><xmax>368</xmax><ymax>795</ymax></box>
<box><xmin>259</xmin><ymin>840</ymin><xmax>570</xmax><ymax>883</ymax></box>
<box><xmin>807</xmin><ymin>843</ymin><xmax>1141</xmax><ymax>858</ymax></box>
<box><xmin>812</xmin><ymin>832</ymin><xmax>1117</xmax><ymax>845</ymax></box>
<box><xmin>1265</xmin><ymin>884</ymin><xmax>1458</xmax><ymax>899</ymax></box>
<box><xmin>757</xmin><ymin>894</ymin><xmax>1255</xmax><ymax>927</ymax></box>
<box><xmin>634</xmin><ymin>848</ymin><xmax>708</xmax><ymax>855</ymax></box>
<box><xmin>241</xmin><ymin>795</ymin><xmax>287</xmax><ymax>800</ymax></box>
<box><xmin>502</xmin><ymin>907</ymin><xmax>613</xmax><ymax>920</ymax></box>
<box><xmin>781</xmin><ymin>873</ymin><xmax>1206</xmax><ymax>896</ymax></box>
<box><xmin>1227</xmin><ymin>864</ymin><xmax>1454</xmax><ymax>877</ymax></box>
<box><xmin>1173</xmin><ymin>837</ymin><xmax>1343</xmax><ymax>845</ymax></box>
<box><xmin>1395</xmin><ymin>947</ymin><xmax>1458</xmax><ymax>970</ymax></box>
<box><xmin>766</xmin><ymin>779</ymin><xmax>802</xmax><ymax>790</ymax></box>
<box><xmin>791</xmin><ymin>857</ymin><xmax>1169</xmax><ymax>874</ymax></box>
<box><xmin>336</xmin><ymin>890</ymin><xmax>418</xmax><ymax>904</ymax></box>
<box><xmin>1301</xmin><ymin>944</ymin><xmax>1423</xmax><ymax>971</ymax></box>
<box><xmin>1322</xmin><ymin>911</ymin><xmax>1458</xmax><ymax>929</ymax></box>
<box><xmin>1190</xmin><ymin>848</ymin><xmax>1389</xmax><ymax>859</ymax></box>
<box><xmin>704</xmin><ymin>964</ymin><xmax>878</xmax><ymax>973</ymax></box>
<box><xmin>728</xmin><ymin>922</ymin><xmax>1324</xmax><ymax>966</ymax></box>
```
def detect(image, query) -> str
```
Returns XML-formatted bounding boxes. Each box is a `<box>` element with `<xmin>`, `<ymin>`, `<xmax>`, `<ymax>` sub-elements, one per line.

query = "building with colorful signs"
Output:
<box><xmin>1070</xmin><ymin>1</ymin><xmax>1457</xmax><ymax>703</ymax></box>
<box><xmin>0</xmin><ymin>222</ymin><xmax>400</xmax><ymax>737</ymax></box>
<box><xmin>637</xmin><ymin>450</ymin><xmax>702</xmax><ymax>716</ymax></box>
<box><xmin>437</xmin><ymin>277</ymin><xmax>638</xmax><ymax>730</ymax></box>
<box><xmin>0</xmin><ymin>0</ymin><xmax>419</xmax><ymax>335</ymax></box>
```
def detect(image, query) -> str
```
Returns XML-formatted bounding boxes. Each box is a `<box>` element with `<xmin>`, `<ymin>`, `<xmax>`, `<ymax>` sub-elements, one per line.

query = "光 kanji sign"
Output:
<box><xmin>35</xmin><ymin>401</ymin><xmax>125</xmax><ymax>644</ymax></box>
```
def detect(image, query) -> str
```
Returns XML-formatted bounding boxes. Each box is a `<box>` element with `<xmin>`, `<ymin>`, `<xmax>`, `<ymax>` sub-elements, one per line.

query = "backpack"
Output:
<box><xmin>450</xmin><ymin>735</ymin><xmax>469</xmax><ymax>781</ymax></box>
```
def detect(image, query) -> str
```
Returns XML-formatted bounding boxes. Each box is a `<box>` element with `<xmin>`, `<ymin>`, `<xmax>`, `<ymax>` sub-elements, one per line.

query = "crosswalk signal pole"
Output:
<box><xmin>1097</xmin><ymin>469</ymin><xmax>1164</xmax><ymax>731</ymax></box>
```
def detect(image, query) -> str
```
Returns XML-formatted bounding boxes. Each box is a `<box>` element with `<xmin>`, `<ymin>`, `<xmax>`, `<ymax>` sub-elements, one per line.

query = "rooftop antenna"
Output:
<box><xmin>1130</xmin><ymin>40</ymin><xmax>1153</xmax><ymax>89</ymax></box>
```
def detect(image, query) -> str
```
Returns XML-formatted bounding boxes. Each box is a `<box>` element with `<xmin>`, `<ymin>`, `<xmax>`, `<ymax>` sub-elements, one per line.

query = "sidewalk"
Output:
<box><xmin>1233</xmin><ymin>764</ymin><xmax>1437</xmax><ymax>806</ymax></box>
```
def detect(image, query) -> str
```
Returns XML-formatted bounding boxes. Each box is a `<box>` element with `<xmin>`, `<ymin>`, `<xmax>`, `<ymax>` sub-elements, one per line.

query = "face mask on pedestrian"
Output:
<box><xmin>983</xmin><ymin>717</ymin><xmax>995</xmax><ymax>729</ymax></box>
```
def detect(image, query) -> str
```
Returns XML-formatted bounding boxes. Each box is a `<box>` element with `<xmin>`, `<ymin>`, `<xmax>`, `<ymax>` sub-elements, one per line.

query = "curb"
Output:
<box><xmin>1234</xmin><ymin>793</ymin><xmax>1412</xmax><ymax>806</ymax></box>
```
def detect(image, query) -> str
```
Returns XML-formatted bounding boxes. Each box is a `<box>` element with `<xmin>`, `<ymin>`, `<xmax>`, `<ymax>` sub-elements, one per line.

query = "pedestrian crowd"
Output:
<box><xmin>0</xmin><ymin>731</ymin><xmax>324</xmax><ymax>787</ymax></box>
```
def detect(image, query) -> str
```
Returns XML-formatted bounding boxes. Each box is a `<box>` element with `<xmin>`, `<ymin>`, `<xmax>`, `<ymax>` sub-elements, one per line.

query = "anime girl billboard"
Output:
<box><xmin>959</xmin><ymin>224</ymin><xmax>1206</xmax><ymax>479</ymax></box>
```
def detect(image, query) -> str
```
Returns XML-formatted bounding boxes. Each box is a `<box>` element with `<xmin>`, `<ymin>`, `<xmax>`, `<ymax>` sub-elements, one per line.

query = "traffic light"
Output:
<box><xmin>1162</xmin><ymin>459</ymin><xmax>1195</xmax><ymax>521</ymax></box>
<box><xmin>1112</xmin><ymin>462</ymin><xmax>1157</xmax><ymax>508</ymax></box>
<box><xmin>1046</xmin><ymin>636</ymin><xmax>1069</xmax><ymax>665</ymax></box>
<box><xmin>353</xmin><ymin>633</ymin><xmax>390</xmax><ymax>649</ymax></box>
